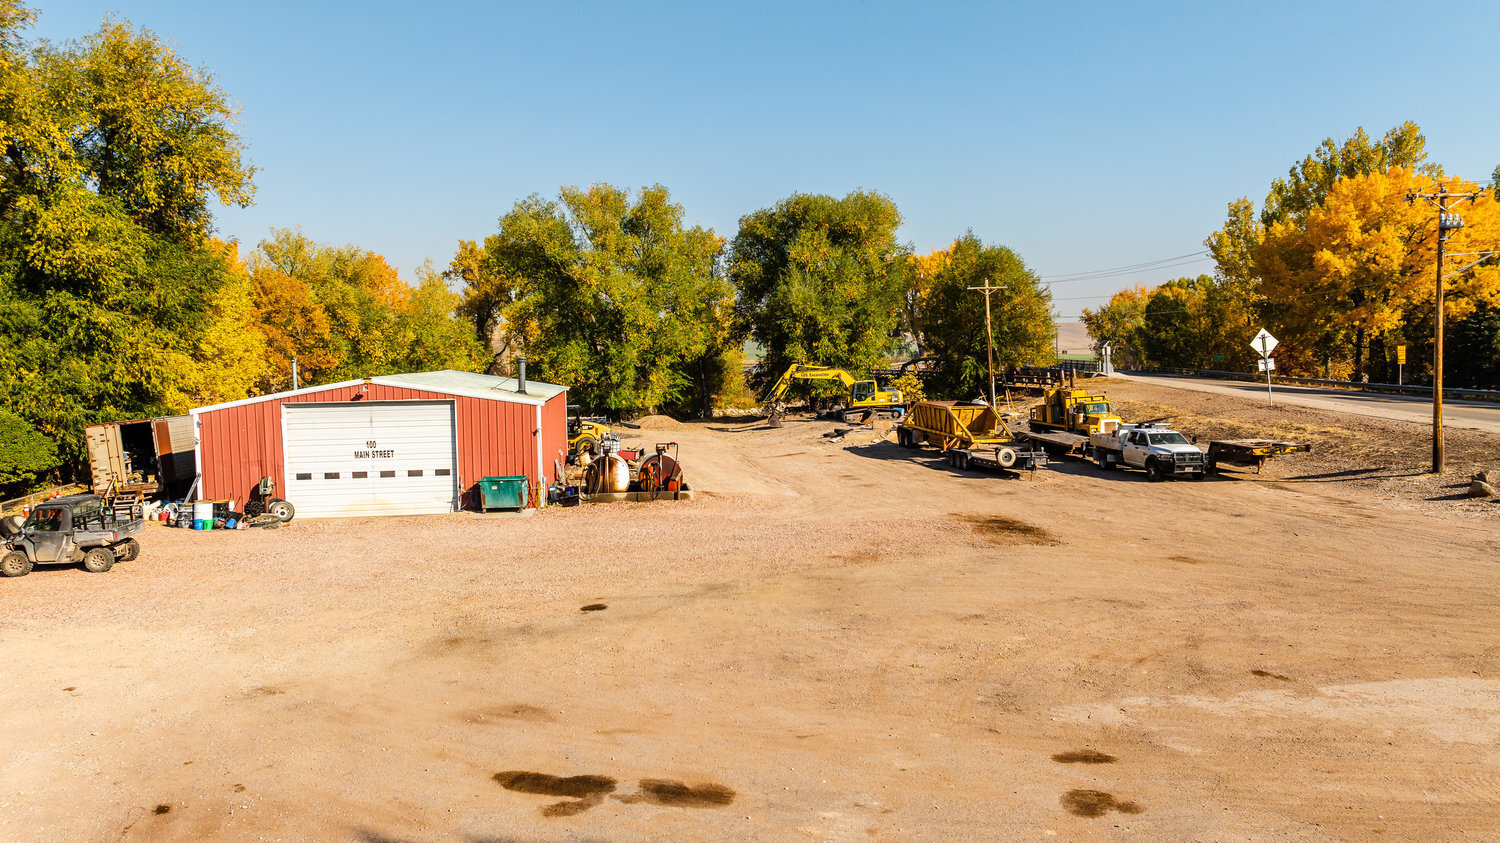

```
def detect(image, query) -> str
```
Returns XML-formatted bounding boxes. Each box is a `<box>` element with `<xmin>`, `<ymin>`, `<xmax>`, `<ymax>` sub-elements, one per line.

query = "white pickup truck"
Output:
<box><xmin>1089</xmin><ymin>423</ymin><xmax>1207</xmax><ymax>481</ymax></box>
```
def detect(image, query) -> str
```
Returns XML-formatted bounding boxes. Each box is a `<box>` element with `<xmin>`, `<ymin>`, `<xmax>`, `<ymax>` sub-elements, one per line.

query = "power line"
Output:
<box><xmin>1041</xmin><ymin>251</ymin><xmax>1212</xmax><ymax>283</ymax></box>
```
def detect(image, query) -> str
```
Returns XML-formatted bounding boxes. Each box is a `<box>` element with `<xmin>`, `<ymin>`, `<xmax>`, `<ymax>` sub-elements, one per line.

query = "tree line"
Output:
<box><xmin>1083</xmin><ymin>123</ymin><xmax>1500</xmax><ymax>386</ymax></box>
<box><xmin>0</xmin><ymin>4</ymin><xmax>1055</xmax><ymax>497</ymax></box>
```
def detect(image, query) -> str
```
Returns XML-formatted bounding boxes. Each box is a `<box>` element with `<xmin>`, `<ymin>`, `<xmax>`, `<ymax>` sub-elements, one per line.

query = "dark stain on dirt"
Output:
<box><xmin>1052</xmin><ymin>749</ymin><xmax>1117</xmax><ymax>764</ymax></box>
<box><xmin>1061</xmin><ymin>789</ymin><xmax>1143</xmax><ymax>817</ymax></box>
<box><xmin>1168</xmin><ymin>555</ymin><xmax>1207</xmax><ymax>564</ymax></box>
<box><xmin>464</xmin><ymin>704</ymin><xmax>555</xmax><ymax>724</ymax></box>
<box><xmin>493</xmin><ymin>771</ymin><xmax>617</xmax><ymax>816</ymax></box>
<box><xmin>245</xmin><ymin>686</ymin><xmax>284</xmax><ymax>698</ymax></box>
<box><xmin>580</xmin><ymin>603</ymin><xmax>608</xmax><ymax>612</ymax></box>
<box><xmin>153</xmin><ymin>804</ymin><xmax>172</xmax><ymax>815</ymax></box>
<box><xmin>614</xmin><ymin>778</ymin><xmax>736</xmax><ymax>808</ymax></box>
<box><xmin>965</xmin><ymin>515</ymin><xmax>1060</xmax><ymax>545</ymax></box>
<box><xmin>233</xmin><ymin>784</ymin><xmax>245</xmax><ymax>793</ymax></box>
<box><xmin>1252</xmin><ymin>669</ymin><xmax>1292</xmax><ymax>681</ymax></box>
<box><xmin>63</xmin><ymin>686</ymin><xmax>76</xmax><ymax>691</ymax></box>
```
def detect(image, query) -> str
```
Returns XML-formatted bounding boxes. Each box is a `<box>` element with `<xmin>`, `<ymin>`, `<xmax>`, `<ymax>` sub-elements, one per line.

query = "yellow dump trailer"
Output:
<box><xmin>896</xmin><ymin>401</ymin><xmax>1046</xmax><ymax>472</ymax></box>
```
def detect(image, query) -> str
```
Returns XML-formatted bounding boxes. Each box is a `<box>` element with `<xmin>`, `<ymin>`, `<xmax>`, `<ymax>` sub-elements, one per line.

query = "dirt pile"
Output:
<box><xmin>633</xmin><ymin>414</ymin><xmax>684</xmax><ymax>430</ymax></box>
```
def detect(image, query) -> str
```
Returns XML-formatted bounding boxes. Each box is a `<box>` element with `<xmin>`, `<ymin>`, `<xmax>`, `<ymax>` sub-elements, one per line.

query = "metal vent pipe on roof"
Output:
<box><xmin>517</xmin><ymin>356</ymin><xmax>528</xmax><ymax>394</ymax></box>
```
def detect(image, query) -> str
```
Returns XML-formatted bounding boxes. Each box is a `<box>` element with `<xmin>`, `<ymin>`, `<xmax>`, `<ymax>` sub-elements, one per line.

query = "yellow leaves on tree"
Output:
<box><xmin>1256</xmin><ymin>167</ymin><xmax>1500</xmax><ymax>375</ymax></box>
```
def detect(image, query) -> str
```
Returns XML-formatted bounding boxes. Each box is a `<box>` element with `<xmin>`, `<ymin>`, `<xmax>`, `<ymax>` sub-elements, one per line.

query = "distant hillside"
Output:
<box><xmin>1054</xmin><ymin>321</ymin><xmax>1093</xmax><ymax>356</ymax></box>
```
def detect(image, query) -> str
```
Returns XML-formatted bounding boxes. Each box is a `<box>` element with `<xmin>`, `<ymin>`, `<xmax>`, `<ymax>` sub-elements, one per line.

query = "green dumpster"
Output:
<box><xmin>478</xmin><ymin>476</ymin><xmax>528</xmax><ymax>511</ymax></box>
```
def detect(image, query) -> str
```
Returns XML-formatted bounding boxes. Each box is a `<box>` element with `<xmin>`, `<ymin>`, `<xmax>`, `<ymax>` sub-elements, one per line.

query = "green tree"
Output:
<box><xmin>0</xmin><ymin>4</ymin><xmax>259</xmax><ymax>470</ymax></box>
<box><xmin>913</xmin><ymin>233</ymin><xmax>1053</xmax><ymax>398</ymax></box>
<box><xmin>0</xmin><ymin>407</ymin><xmax>58</xmax><ymax>493</ymax></box>
<box><xmin>729</xmin><ymin>191</ymin><xmax>908</xmax><ymax>380</ymax></box>
<box><xmin>1081</xmin><ymin>285</ymin><xmax>1151</xmax><ymax>368</ymax></box>
<box><xmin>472</xmin><ymin>184</ymin><xmax>733</xmax><ymax>413</ymax></box>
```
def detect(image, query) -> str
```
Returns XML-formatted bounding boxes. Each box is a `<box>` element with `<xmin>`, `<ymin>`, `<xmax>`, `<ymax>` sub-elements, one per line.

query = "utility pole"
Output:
<box><xmin>1407</xmin><ymin>183</ymin><xmax>1483</xmax><ymax>474</ymax></box>
<box><xmin>968</xmin><ymin>279</ymin><xmax>1005</xmax><ymax>406</ymax></box>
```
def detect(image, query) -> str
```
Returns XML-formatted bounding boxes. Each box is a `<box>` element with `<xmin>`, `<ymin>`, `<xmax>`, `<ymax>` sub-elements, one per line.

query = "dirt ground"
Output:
<box><xmin>3</xmin><ymin>381</ymin><xmax>1500</xmax><ymax>841</ymax></box>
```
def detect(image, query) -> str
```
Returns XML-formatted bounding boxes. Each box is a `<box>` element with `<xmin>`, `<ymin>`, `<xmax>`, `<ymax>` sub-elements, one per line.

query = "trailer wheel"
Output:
<box><xmin>997</xmin><ymin>447</ymin><xmax>1018</xmax><ymax>469</ymax></box>
<box><xmin>955</xmin><ymin>451</ymin><xmax>970</xmax><ymax>471</ymax></box>
<box><xmin>113</xmin><ymin>538</ymin><xmax>140</xmax><ymax>562</ymax></box>
<box><xmin>1</xmin><ymin>551</ymin><xmax>31</xmax><ymax>578</ymax></box>
<box><xmin>1145</xmin><ymin>459</ymin><xmax>1166</xmax><ymax>482</ymax></box>
<box><xmin>266</xmin><ymin>499</ymin><xmax>295</xmax><ymax>523</ymax></box>
<box><xmin>81</xmin><ymin>547</ymin><xmax>114</xmax><ymax>573</ymax></box>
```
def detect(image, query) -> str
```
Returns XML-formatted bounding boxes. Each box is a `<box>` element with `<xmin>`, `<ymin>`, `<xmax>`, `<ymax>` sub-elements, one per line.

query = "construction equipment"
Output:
<box><xmin>1021</xmin><ymin>387</ymin><xmax>1124</xmax><ymax>456</ymax></box>
<box><xmin>1205</xmin><ymin>440</ymin><xmax>1311</xmax><ymax>474</ymax></box>
<box><xmin>567</xmin><ymin>404</ymin><xmax>616</xmax><ymax>460</ymax></box>
<box><xmin>763</xmin><ymin>364</ymin><xmax>905</xmax><ymax>426</ymax></box>
<box><xmin>896</xmin><ymin>401</ymin><xmax>1046</xmax><ymax>472</ymax></box>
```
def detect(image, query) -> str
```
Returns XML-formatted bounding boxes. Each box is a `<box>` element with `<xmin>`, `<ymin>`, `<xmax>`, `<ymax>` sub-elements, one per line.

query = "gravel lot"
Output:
<box><xmin>3</xmin><ymin>382</ymin><xmax>1499</xmax><ymax>840</ymax></box>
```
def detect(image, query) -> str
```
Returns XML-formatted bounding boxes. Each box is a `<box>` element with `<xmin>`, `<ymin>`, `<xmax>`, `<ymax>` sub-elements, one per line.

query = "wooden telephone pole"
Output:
<box><xmin>1406</xmin><ymin>183</ymin><xmax>1484</xmax><ymax>474</ymax></box>
<box><xmin>968</xmin><ymin>280</ymin><xmax>1004</xmax><ymax>406</ymax></box>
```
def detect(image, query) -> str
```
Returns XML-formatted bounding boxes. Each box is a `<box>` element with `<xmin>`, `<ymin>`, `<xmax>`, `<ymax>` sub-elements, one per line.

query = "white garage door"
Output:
<box><xmin>283</xmin><ymin>401</ymin><xmax>458</xmax><ymax>518</ymax></box>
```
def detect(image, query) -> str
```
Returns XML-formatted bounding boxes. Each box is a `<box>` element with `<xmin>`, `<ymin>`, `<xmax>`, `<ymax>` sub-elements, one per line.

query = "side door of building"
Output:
<box><xmin>26</xmin><ymin>507</ymin><xmax>74</xmax><ymax>563</ymax></box>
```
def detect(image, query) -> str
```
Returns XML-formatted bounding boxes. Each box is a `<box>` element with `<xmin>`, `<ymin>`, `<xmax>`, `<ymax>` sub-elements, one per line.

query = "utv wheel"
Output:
<box><xmin>1</xmin><ymin>551</ymin><xmax>32</xmax><ymax>578</ymax></box>
<box><xmin>1145</xmin><ymin>460</ymin><xmax>1166</xmax><ymax>482</ymax></box>
<box><xmin>81</xmin><ymin>547</ymin><xmax>114</xmax><ymax>573</ymax></box>
<box><xmin>266</xmin><ymin>499</ymin><xmax>295</xmax><ymax>522</ymax></box>
<box><xmin>114</xmin><ymin>538</ymin><xmax>140</xmax><ymax>562</ymax></box>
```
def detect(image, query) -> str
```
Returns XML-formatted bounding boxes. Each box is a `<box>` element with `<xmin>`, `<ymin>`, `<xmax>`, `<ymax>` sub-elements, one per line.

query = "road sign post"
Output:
<box><xmin>1397</xmin><ymin>344</ymin><xmax>1406</xmax><ymax>386</ymax></box>
<box><xmin>1251</xmin><ymin>328</ymin><xmax>1278</xmax><ymax>407</ymax></box>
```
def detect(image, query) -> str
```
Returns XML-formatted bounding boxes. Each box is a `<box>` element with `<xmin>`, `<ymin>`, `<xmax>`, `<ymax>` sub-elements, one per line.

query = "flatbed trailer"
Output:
<box><xmin>942</xmin><ymin>444</ymin><xmax>1047</xmax><ymax>473</ymax></box>
<box><xmin>1205</xmin><ymin>439</ymin><xmax>1311</xmax><ymax>474</ymax></box>
<box><xmin>1017</xmin><ymin>429</ymin><xmax>1091</xmax><ymax>457</ymax></box>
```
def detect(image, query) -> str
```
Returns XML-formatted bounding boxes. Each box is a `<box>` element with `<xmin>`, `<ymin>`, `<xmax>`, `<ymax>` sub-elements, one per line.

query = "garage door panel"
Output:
<box><xmin>283</xmin><ymin>402</ymin><xmax>457</xmax><ymax>518</ymax></box>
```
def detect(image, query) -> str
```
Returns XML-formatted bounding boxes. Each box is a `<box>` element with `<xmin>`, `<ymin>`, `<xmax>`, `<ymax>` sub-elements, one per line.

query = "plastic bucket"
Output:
<box><xmin>192</xmin><ymin>500</ymin><xmax>214</xmax><ymax>523</ymax></box>
<box><xmin>193</xmin><ymin>519</ymin><xmax>204</xmax><ymax>530</ymax></box>
<box><xmin>225</xmin><ymin>517</ymin><xmax>237</xmax><ymax>530</ymax></box>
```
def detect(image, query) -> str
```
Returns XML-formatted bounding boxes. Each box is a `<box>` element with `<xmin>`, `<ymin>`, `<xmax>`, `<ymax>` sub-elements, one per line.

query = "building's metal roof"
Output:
<box><xmin>191</xmin><ymin>370</ymin><xmax>566</xmax><ymax>415</ymax></box>
<box><xmin>380</xmin><ymin>370</ymin><xmax>567</xmax><ymax>402</ymax></box>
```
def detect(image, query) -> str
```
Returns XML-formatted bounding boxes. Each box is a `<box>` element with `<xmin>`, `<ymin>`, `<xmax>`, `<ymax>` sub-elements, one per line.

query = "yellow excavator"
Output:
<box><xmin>763</xmin><ymin>364</ymin><xmax>905</xmax><ymax>426</ymax></box>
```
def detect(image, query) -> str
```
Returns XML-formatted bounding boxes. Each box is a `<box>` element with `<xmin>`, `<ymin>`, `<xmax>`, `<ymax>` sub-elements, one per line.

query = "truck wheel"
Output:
<box><xmin>81</xmin><ymin>547</ymin><xmax>114</xmax><ymax>573</ymax></box>
<box><xmin>1145</xmin><ymin>460</ymin><xmax>1166</xmax><ymax>482</ymax></box>
<box><xmin>114</xmin><ymin>538</ymin><xmax>140</xmax><ymax>562</ymax></box>
<box><xmin>1096</xmin><ymin>451</ymin><xmax>1111</xmax><ymax>470</ymax></box>
<box><xmin>1</xmin><ymin>551</ymin><xmax>32</xmax><ymax>578</ymax></box>
<box><xmin>266</xmin><ymin>499</ymin><xmax>295</xmax><ymax>523</ymax></box>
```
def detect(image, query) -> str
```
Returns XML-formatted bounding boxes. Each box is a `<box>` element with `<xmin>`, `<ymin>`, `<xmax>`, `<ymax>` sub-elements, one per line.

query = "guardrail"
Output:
<box><xmin>1128</xmin><ymin>368</ymin><xmax>1500</xmax><ymax>403</ymax></box>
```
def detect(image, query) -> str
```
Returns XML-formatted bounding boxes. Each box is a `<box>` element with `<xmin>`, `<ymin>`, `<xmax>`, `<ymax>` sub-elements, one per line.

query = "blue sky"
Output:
<box><xmin>31</xmin><ymin>1</ymin><xmax>1500</xmax><ymax>319</ymax></box>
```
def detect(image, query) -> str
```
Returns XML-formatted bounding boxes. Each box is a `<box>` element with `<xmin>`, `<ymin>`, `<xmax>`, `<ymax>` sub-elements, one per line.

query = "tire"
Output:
<box><xmin>574</xmin><ymin>435</ymin><xmax>597</xmax><ymax>456</ymax></box>
<box><xmin>957</xmin><ymin>452</ymin><xmax>971</xmax><ymax>471</ymax></box>
<box><xmin>0</xmin><ymin>514</ymin><xmax>22</xmax><ymax>538</ymax></box>
<box><xmin>1096</xmin><ymin>451</ymin><xmax>1109</xmax><ymax>470</ymax></box>
<box><xmin>997</xmin><ymin>447</ymin><xmax>1018</xmax><ymax>469</ymax></box>
<box><xmin>81</xmin><ymin>547</ymin><xmax>114</xmax><ymax>573</ymax></box>
<box><xmin>897</xmin><ymin>429</ymin><xmax>913</xmax><ymax>449</ymax></box>
<box><xmin>1145</xmin><ymin>459</ymin><xmax>1166</xmax><ymax>482</ymax></box>
<box><xmin>1</xmin><ymin>551</ymin><xmax>32</xmax><ymax>578</ymax></box>
<box><xmin>113</xmin><ymin>538</ymin><xmax>140</xmax><ymax>562</ymax></box>
<box><xmin>266</xmin><ymin>499</ymin><xmax>295</xmax><ymax>523</ymax></box>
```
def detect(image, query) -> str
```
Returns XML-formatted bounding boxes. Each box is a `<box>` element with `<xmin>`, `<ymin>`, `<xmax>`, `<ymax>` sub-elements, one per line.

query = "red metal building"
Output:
<box><xmin>190</xmin><ymin>370</ymin><xmax>568</xmax><ymax>517</ymax></box>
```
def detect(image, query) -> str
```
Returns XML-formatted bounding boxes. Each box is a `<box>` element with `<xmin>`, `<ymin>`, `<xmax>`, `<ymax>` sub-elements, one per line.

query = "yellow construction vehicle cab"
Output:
<box><xmin>567</xmin><ymin>405</ymin><xmax>614</xmax><ymax>459</ymax></box>
<box><xmin>763</xmin><ymin>364</ymin><xmax>904</xmax><ymax>425</ymax></box>
<box><xmin>1029</xmin><ymin>387</ymin><xmax>1122</xmax><ymax>436</ymax></box>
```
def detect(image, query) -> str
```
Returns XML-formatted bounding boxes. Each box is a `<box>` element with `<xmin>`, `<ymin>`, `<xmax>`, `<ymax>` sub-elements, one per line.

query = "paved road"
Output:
<box><xmin>1118</xmin><ymin>372</ymin><xmax>1500</xmax><ymax>434</ymax></box>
